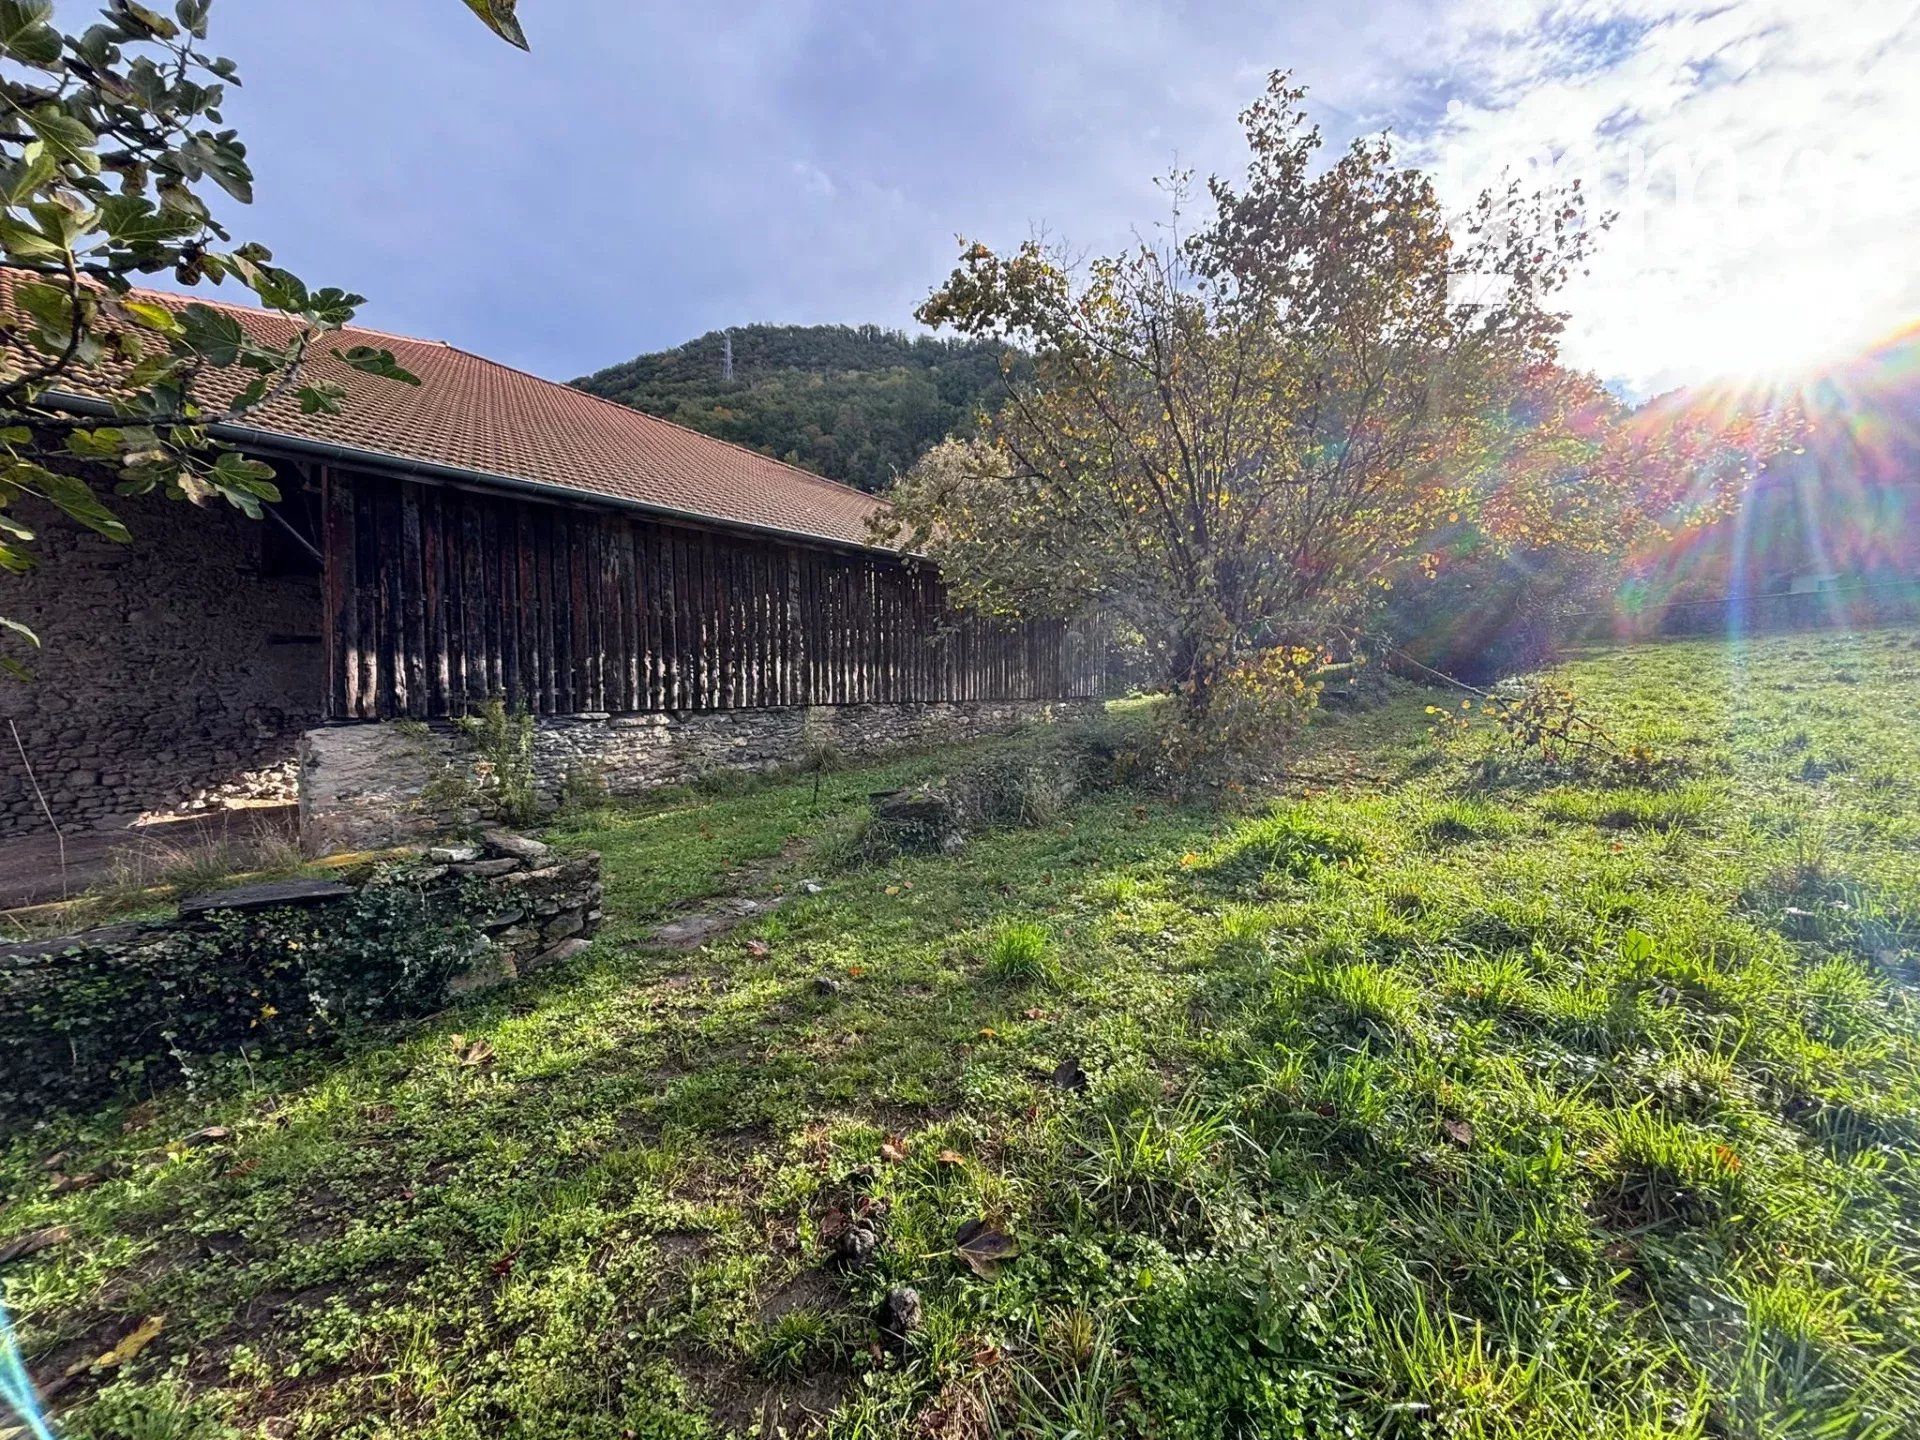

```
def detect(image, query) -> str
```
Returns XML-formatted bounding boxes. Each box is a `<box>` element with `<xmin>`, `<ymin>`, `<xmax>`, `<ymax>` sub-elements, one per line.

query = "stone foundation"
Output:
<box><xmin>301</xmin><ymin>699</ymin><xmax>1098</xmax><ymax>852</ymax></box>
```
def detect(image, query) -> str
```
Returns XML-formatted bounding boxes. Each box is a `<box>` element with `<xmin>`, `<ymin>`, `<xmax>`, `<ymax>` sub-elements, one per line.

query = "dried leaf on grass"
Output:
<box><xmin>0</xmin><ymin>1225</ymin><xmax>71</xmax><ymax>1265</ymax></box>
<box><xmin>954</xmin><ymin>1219</ymin><xmax>1019</xmax><ymax>1277</ymax></box>
<box><xmin>93</xmin><ymin>1313</ymin><xmax>165</xmax><ymax>1370</ymax></box>
<box><xmin>450</xmin><ymin>1035</ymin><xmax>496</xmax><ymax>1067</ymax></box>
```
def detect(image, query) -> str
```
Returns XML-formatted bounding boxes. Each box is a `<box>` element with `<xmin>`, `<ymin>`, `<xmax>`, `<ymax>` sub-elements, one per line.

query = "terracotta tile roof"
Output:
<box><xmin>14</xmin><ymin>277</ymin><xmax>894</xmax><ymax>550</ymax></box>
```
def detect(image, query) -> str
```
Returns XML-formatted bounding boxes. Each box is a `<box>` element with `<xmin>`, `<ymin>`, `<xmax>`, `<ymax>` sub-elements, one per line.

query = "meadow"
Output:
<box><xmin>5</xmin><ymin>628</ymin><xmax>1920</xmax><ymax>1439</ymax></box>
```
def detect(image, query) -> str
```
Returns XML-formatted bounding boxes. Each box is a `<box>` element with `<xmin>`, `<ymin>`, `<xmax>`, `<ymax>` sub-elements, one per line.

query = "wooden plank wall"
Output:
<box><xmin>321</xmin><ymin>468</ymin><xmax>1104</xmax><ymax>722</ymax></box>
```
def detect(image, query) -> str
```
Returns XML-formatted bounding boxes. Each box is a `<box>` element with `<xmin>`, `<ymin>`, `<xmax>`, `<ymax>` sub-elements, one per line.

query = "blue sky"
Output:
<box><xmin>88</xmin><ymin>0</ymin><xmax>1920</xmax><ymax>393</ymax></box>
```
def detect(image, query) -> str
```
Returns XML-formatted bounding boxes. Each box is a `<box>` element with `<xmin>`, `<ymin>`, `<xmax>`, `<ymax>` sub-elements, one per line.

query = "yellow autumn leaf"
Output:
<box><xmin>94</xmin><ymin>1314</ymin><xmax>165</xmax><ymax>1370</ymax></box>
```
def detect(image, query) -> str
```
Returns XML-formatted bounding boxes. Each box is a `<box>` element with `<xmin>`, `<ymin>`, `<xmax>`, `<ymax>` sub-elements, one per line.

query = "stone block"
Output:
<box><xmin>482</xmin><ymin>829</ymin><xmax>552</xmax><ymax>863</ymax></box>
<box><xmin>526</xmin><ymin>936</ymin><xmax>593</xmax><ymax>970</ymax></box>
<box><xmin>179</xmin><ymin>878</ymin><xmax>352</xmax><ymax>917</ymax></box>
<box><xmin>451</xmin><ymin>857</ymin><xmax>523</xmax><ymax>879</ymax></box>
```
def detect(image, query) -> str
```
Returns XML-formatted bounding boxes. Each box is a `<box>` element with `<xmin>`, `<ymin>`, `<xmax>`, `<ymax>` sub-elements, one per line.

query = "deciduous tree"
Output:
<box><xmin>881</xmin><ymin>75</ymin><xmax>1791</xmax><ymax>753</ymax></box>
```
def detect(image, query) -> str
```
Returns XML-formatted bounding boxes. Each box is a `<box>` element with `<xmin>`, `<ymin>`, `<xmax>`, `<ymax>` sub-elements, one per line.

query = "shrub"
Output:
<box><xmin>1154</xmin><ymin>648</ymin><xmax>1324</xmax><ymax>794</ymax></box>
<box><xmin>949</xmin><ymin>752</ymin><xmax>1080</xmax><ymax>831</ymax></box>
<box><xmin>1054</xmin><ymin>710</ymin><xmax>1158</xmax><ymax>791</ymax></box>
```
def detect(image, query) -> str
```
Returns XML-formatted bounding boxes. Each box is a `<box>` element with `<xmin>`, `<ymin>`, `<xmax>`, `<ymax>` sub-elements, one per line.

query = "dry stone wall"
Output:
<box><xmin>0</xmin><ymin>830</ymin><xmax>600</xmax><ymax>1120</ymax></box>
<box><xmin>302</xmin><ymin>698</ymin><xmax>1097</xmax><ymax>851</ymax></box>
<box><xmin>0</xmin><ymin>493</ymin><xmax>324</xmax><ymax>836</ymax></box>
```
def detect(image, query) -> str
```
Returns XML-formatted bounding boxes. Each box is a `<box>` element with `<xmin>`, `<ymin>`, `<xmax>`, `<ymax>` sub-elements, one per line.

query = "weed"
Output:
<box><xmin>754</xmin><ymin>1307</ymin><xmax>842</xmax><ymax>1379</ymax></box>
<box><xmin>1422</xmin><ymin>796</ymin><xmax>1518</xmax><ymax>844</ymax></box>
<box><xmin>987</xmin><ymin>922</ymin><xmax>1060</xmax><ymax>985</ymax></box>
<box><xmin>453</xmin><ymin>696</ymin><xmax>540</xmax><ymax>825</ymax></box>
<box><xmin>1070</xmin><ymin>1100</ymin><xmax>1229</xmax><ymax>1237</ymax></box>
<box><xmin>1198</xmin><ymin>805</ymin><xmax>1366</xmax><ymax>889</ymax></box>
<box><xmin>1588</xmin><ymin>1109</ymin><xmax>1751</xmax><ymax>1231</ymax></box>
<box><xmin>557</xmin><ymin>761</ymin><xmax>610</xmax><ymax>815</ymax></box>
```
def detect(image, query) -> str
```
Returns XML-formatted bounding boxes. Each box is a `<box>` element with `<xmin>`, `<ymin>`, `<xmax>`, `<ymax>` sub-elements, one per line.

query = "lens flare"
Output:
<box><xmin>1609</xmin><ymin>320</ymin><xmax>1920</xmax><ymax>639</ymax></box>
<box><xmin>2</xmin><ymin>1299</ymin><xmax>55</xmax><ymax>1440</ymax></box>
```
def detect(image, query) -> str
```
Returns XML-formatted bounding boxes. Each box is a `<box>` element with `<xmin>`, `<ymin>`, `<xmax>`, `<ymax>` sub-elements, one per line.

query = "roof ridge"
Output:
<box><xmin>445</xmin><ymin>340</ymin><xmax>892</xmax><ymax>508</ymax></box>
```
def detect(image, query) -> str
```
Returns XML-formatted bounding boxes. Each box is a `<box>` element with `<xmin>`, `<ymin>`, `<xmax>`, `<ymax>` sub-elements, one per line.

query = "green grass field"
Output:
<box><xmin>6</xmin><ymin>629</ymin><xmax>1920</xmax><ymax>1439</ymax></box>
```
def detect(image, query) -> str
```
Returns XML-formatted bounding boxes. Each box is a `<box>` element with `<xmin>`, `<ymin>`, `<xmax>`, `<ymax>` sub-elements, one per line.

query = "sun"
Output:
<box><xmin>1676</xmin><ymin>264</ymin><xmax>1882</xmax><ymax>385</ymax></box>
<box><xmin>1696</xmin><ymin>302</ymin><xmax>1854</xmax><ymax>382</ymax></box>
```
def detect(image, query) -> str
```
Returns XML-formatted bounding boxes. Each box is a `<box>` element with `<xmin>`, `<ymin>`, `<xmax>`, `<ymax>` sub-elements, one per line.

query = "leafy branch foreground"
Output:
<box><xmin>0</xmin><ymin>0</ymin><xmax>523</xmax><ymax>677</ymax></box>
<box><xmin>5</xmin><ymin>631</ymin><xmax>1920</xmax><ymax>1439</ymax></box>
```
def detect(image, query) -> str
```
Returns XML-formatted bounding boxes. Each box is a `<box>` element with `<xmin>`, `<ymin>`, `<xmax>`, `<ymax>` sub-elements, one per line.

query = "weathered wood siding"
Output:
<box><xmin>320</xmin><ymin>468</ymin><xmax>1103</xmax><ymax>721</ymax></box>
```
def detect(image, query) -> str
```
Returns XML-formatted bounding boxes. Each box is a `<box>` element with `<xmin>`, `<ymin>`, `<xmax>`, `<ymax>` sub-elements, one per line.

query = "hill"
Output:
<box><xmin>572</xmin><ymin>324</ymin><xmax>1019</xmax><ymax>493</ymax></box>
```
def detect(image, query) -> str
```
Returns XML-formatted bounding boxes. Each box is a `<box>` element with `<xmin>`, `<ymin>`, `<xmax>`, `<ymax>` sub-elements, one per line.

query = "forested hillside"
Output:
<box><xmin>572</xmin><ymin>324</ymin><xmax>1018</xmax><ymax>492</ymax></box>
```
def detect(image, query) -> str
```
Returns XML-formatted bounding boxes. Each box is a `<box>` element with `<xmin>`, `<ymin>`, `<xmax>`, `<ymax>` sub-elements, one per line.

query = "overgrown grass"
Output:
<box><xmin>2</xmin><ymin>819</ymin><xmax>329</xmax><ymax>940</ymax></box>
<box><xmin>7</xmin><ymin>631</ymin><xmax>1920</xmax><ymax>1439</ymax></box>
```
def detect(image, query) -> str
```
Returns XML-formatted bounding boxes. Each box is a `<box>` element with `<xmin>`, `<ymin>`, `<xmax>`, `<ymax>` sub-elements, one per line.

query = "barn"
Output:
<box><xmin>0</xmin><ymin>289</ymin><xmax>1103</xmax><ymax>849</ymax></box>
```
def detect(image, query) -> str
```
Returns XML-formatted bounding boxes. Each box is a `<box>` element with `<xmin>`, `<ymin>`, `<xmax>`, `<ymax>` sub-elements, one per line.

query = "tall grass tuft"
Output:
<box><xmin>988</xmin><ymin>922</ymin><xmax>1060</xmax><ymax>985</ymax></box>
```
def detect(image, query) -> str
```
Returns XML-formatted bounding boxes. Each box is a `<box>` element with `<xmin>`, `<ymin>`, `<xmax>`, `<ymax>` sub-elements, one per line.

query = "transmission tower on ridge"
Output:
<box><xmin>721</xmin><ymin>330</ymin><xmax>734</xmax><ymax>383</ymax></box>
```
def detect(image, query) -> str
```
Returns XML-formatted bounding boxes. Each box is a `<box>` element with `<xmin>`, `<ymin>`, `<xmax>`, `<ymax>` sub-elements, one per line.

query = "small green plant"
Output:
<box><xmin>1589</xmin><ymin>1109</ymin><xmax>1750</xmax><ymax>1232</ymax></box>
<box><xmin>1072</xmin><ymin>1100</ymin><xmax>1227</xmax><ymax>1236</ymax></box>
<box><xmin>1291</xmin><ymin>959</ymin><xmax>1423</xmax><ymax>1040</ymax></box>
<box><xmin>455</xmin><ymin>697</ymin><xmax>540</xmax><ymax>826</ymax></box>
<box><xmin>988</xmin><ymin>922</ymin><xmax>1059</xmax><ymax>985</ymax></box>
<box><xmin>1000</xmin><ymin>1313</ymin><xmax>1127</xmax><ymax>1439</ymax></box>
<box><xmin>67</xmin><ymin>1378</ymin><xmax>235</xmax><ymax>1440</ymax></box>
<box><xmin>1122</xmin><ymin>1254</ymin><xmax>1345</xmax><ymax>1436</ymax></box>
<box><xmin>754</xmin><ymin>1308</ymin><xmax>840</xmax><ymax>1379</ymax></box>
<box><xmin>1214</xmin><ymin>904</ymin><xmax>1279</xmax><ymax>964</ymax></box>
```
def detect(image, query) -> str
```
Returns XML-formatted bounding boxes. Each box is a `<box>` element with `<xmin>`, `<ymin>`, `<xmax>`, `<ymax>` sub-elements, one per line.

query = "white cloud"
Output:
<box><xmin>1398</xmin><ymin>0</ymin><xmax>1920</xmax><ymax>391</ymax></box>
<box><xmin>789</xmin><ymin>160</ymin><xmax>839</xmax><ymax>200</ymax></box>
